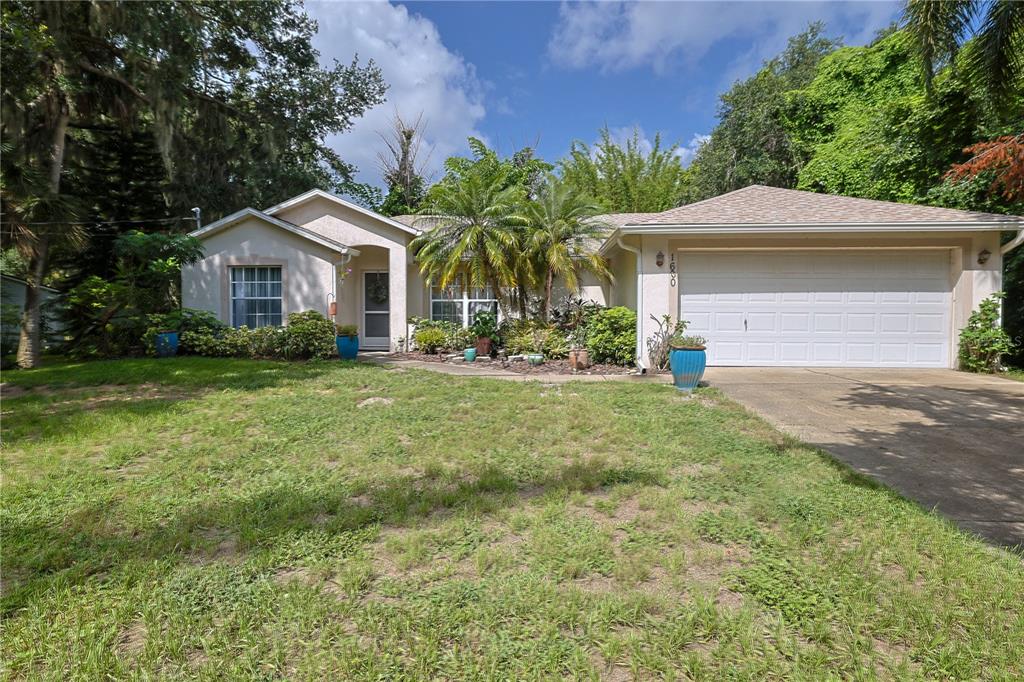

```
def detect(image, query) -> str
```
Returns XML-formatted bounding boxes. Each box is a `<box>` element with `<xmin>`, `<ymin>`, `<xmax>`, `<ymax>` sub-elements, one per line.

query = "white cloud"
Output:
<box><xmin>676</xmin><ymin>133</ymin><xmax>710</xmax><ymax>166</ymax></box>
<box><xmin>306</xmin><ymin>1</ymin><xmax>487</xmax><ymax>190</ymax></box>
<box><xmin>548</xmin><ymin>1</ymin><xmax>899</xmax><ymax>78</ymax></box>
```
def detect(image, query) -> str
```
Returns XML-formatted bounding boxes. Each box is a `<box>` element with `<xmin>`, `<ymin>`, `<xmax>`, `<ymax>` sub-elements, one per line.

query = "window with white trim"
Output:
<box><xmin>430</xmin><ymin>276</ymin><xmax>498</xmax><ymax>328</ymax></box>
<box><xmin>230</xmin><ymin>266</ymin><xmax>282</xmax><ymax>328</ymax></box>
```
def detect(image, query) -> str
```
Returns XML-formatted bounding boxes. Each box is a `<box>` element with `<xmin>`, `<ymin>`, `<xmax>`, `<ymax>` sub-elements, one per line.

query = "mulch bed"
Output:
<box><xmin>385</xmin><ymin>352</ymin><xmax>636</xmax><ymax>376</ymax></box>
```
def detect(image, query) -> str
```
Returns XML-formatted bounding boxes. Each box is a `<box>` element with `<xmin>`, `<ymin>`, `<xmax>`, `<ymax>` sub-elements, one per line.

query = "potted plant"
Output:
<box><xmin>470</xmin><ymin>311</ymin><xmax>498</xmax><ymax>357</ymax></box>
<box><xmin>668</xmin><ymin>333</ymin><xmax>708</xmax><ymax>393</ymax></box>
<box><xmin>335</xmin><ymin>324</ymin><xmax>359</xmax><ymax>360</ymax></box>
<box><xmin>155</xmin><ymin>329</ymin><xmax>179</xmax><ymax>358</ymax></box>
<box><xmin>567</xmin><ymin>327</ymin><xmax>590</xmax><ymax>371</ymax></box>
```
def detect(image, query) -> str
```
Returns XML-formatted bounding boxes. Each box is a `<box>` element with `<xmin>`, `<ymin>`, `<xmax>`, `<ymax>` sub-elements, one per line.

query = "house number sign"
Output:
<box><xmin>669</xmin><ymin>253</ymin><xmax>676</xmax><ymax>287</ymax></box>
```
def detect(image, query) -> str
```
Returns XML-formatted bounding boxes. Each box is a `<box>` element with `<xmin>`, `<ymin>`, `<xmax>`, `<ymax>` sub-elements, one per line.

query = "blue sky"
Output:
<box><xmin>306</xmin><ymin>1</ymin><xmax>902</xmax><ymax>190</ymax></box>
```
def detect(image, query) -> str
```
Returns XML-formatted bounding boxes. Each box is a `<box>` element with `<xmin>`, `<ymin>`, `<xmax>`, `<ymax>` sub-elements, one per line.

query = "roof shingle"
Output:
<box><xmin>635</xmin><ymin>185</ymin><xmax>1017</xmax><ymax>226</ymax></box>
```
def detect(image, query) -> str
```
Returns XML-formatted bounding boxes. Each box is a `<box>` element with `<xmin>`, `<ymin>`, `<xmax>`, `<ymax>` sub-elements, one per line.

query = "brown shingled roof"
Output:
<box><xmin>634</xmin><ymin>185</ymin><xmax>1017</xmax><ymax>226</ymax></box>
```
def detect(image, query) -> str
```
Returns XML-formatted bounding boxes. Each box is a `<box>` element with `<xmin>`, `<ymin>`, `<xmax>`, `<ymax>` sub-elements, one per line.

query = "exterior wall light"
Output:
<box><xmin>656</xmin><ymin>250</ymin><xmax>665</xmax><ymax>268</ymax></box>
<box><xmin>977</xmin><ymin>249</ymin><xmax>991</xmax><ymax>265</ymax></box>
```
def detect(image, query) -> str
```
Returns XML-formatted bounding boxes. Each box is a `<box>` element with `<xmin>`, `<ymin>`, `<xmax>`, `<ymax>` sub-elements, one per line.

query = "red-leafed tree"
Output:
<box><xmin>944</xmin><ymin>135</ymin><xmax>1024</xmax><ymax>202</ymax></box>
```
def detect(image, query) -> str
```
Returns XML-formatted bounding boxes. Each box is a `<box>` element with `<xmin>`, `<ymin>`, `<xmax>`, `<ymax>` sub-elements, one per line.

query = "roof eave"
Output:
<box><xmin>263</xmin><ymin>189</ymin><xmax>423</xmax><ymax>236</ymax></box>
<box><xmin>189</xmin><ymin>208</ymin><xmax>360</xmax><ymax>257</ymax></box>
<box><xmin>619</xmin><ymin>220</ymin><xmax>1021</xmax><ymax>234</ymax></box>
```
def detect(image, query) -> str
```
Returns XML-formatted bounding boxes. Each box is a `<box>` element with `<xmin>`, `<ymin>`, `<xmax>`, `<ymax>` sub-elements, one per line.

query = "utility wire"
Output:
<box><xmin>0</xmin><ymin>217</ymin><xmax>197</xmax><ymax>226</ymax></box>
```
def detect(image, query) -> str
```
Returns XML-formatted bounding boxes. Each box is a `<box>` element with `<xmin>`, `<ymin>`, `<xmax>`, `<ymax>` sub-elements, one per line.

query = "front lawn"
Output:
<box><xmin>2</xmin><ymin>358</ymin><xmax>1022</xmax><ymax>679</ymax></box>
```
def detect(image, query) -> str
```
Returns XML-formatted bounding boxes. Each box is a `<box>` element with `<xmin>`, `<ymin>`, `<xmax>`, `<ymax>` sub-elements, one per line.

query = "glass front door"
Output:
<box><xmin>362</xmin><ymin>271</ymin><xmax>390</xmax><ymax>349</ymax></box>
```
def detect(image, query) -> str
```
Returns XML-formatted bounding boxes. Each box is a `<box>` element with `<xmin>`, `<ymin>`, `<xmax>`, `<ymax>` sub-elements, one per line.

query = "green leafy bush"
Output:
<box><xmin>177</xmin><ymin>310</ymin><xmax>335</xmax><ymax>360</ymax></box>
<box><xmin>62</xmin><ymin>232</ymin><xmax>204</xmax><ymax>358</ymax></box>
<box><xmin>280</xmin><ymin>310</ymin><xmax>335</xmax><ymax>359</ymax></box>
<box><xmin>958</xmin><ymin>293</ymin><xmax>1014</xmax><ymax>373</ymax></box>
<box><xmin>446</xmin><ymin>325</ymin><xmax>475</xmax><ymax>351</ymax></box>
<box><xmin>335</xmin><ymin>324</ymin><xmax>358</xmax><ymax>337</ymax></box>
<box><xmin>586</xmin><ymin>306</ymin><xmax>636</xmax><ymax>365</ymax></box>
<box><xmin>414</xmin><ymin>327</ymin><xmax>448</xmax><ymax>354</ymax></box>
<box><xmin>143</xmin><ymin>309</ymin><xmax>225</xmax><ymax>356</ymax></box>
<box><xmin>503</xmin><ymin>320</ymin><xmax>568</xmax><ymax>358</ymax></box>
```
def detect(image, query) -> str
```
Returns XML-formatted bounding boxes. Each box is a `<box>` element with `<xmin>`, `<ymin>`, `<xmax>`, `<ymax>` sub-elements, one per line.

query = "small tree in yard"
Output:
<box><xmin>958</xmin><ymin>293</ymin><xmax>1014</xmax><ymax>373</ymax></box>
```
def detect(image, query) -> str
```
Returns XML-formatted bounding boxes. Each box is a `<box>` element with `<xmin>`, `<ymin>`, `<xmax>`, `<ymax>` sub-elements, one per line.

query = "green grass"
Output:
<box><xmin>2</xmin><ymin>357</ymin><xmax>1022</xmax><ymax>680</ymax></box>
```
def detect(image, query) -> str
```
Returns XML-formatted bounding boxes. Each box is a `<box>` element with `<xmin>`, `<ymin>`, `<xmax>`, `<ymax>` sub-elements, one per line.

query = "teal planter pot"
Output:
<box><xmin>669</xmin><ymin>347</ymin><xmax>706</xmax><ymax>393</ymax></box>
<box><xmin>155</xmin><ymin>331</ymin><xmax>179</xmax><ymax>358</ymax></box>
<box><xmin>527</xmin><ymin>353</ymin><xmax>544</xmax><ymax>366</ymax></box>
<box><xmin>464</xmin><ymin>348</ymin><xmax>477</xmax><ymax>362</ymax></box>
<box><xmin>336</xmin><ymin>335</ymin><xmax>358</xmax><ymax>360</ymax></box>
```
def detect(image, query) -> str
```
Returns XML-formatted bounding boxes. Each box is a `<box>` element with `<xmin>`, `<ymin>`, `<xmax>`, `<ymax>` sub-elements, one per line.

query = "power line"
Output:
<box><xmin>0</xmin><ymin>216</ymin><xmax>197</xmax><ymax>227</ymax></box>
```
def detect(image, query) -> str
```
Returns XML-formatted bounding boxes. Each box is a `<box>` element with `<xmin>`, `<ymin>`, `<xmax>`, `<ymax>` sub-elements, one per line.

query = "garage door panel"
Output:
<box><xmin>814</xmin><ymin>313</ymin><xmax>842</xmax><ymax>333</ymax></box>
<box><xmin>679</xmin><ymin>250</ymin><xmax>951</xmax><ymax>368</ymax></box>
<box><xmin>746</xmin><ymin>312</ymin><xmax>776</xmax><ymax>332</ymax></box>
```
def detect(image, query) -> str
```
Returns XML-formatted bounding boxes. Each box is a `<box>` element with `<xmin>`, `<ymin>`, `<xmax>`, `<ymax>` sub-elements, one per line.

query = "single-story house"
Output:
<box><xmin>182</xmin><ymin>184</ymin><xmax>1022</xmax><ymax>369</ymax></box>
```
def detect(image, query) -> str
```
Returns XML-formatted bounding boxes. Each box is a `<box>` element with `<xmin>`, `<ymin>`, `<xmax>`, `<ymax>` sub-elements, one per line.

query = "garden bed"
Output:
<box><xmin>385</xmin><ymin>352</ymin><xmax>636</xmax><ymax>375</ymax></box>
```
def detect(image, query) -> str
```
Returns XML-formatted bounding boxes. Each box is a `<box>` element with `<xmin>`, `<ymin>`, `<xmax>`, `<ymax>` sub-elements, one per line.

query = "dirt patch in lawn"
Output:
<box><xmin>117</xmin><ymin>620</ymin><xmax>148</xmax><ymax>658</ymax></box>
<box><xmin>357</xmin><ymin>396</ymin><xmax>393</xmax><ymax>408</ymax></box>
<box><xmin>190</xmin><ymin>528</ymin><xmax>241</xmax><ymax>564</ymax></box>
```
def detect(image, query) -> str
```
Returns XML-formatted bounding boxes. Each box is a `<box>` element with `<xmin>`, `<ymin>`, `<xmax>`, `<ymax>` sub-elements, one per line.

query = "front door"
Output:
<box><xmin>362</xmin><ymin>271</ymin><xmax>390</xmax><ymax>349</ymax></box>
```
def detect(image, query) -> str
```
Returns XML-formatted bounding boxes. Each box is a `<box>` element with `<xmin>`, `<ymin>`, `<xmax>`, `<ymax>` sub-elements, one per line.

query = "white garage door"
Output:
<box><xmin>679</xmin><ymin>250</ymin><xmax>952</xmax><ymax>367</ymax></box>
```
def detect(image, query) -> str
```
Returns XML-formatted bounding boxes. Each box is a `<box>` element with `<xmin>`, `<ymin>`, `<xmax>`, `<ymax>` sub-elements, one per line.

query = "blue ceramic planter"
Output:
<box><xmin>464</xmin><ymin>348</ymin><xmax>477</xmax><ymax>362</ymax></box>
<box><xmin>336</xmin><ymin>335</ymin><xmax>359</xmax><ymax>360</ymax></box>
<box><xmin>155</xmin><ymin>331</ymin><xmax>179</xmax><ymax>358</ymax></box>
<box><xmin>669</xmin><ymin>347</ymin><xmax>706</xmax><ymax>393</ymax></box>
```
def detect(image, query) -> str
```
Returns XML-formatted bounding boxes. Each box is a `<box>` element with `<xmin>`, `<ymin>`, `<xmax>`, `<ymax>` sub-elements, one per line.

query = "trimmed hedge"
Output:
<box><xmin>180</xmin><ymin>310</ymin><xmax>336</xmax><ymax>360</ymax></box>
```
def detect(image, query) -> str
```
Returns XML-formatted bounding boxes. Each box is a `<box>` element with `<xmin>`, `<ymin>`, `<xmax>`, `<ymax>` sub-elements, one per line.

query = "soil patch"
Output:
<box><xmin>385</xmin><ymin>352</ymin><xmax>634</xmax><ymax>376</ymax></box>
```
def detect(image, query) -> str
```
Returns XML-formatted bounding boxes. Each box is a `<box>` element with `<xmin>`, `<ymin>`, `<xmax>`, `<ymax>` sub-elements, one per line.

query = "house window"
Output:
<box><xmin>430</xmin><ymin>276</ymin><xmax>498</xmax><ymax>328</ymax></box>
<box><xmin>230</xmin><ymin>266</ymin><xmax>282</xmax><ymax>328</ymax></box>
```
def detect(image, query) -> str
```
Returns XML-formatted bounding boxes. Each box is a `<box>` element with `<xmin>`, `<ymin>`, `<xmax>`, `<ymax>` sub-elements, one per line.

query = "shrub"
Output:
<box><xmin>280</xmin><ymin>310</ymin><xmax>335</xmax><ymax>359</ymax></box>
<box><xmin>177</xmin><ymin>310</ymin><xmax>334</xmax><ymax>360</ymax></box>
<box><xmin>586</xmin><ymin>306</ymin><xmax>636</xmax><ymax>365</ymax></box>
<box><xmin>335</xmin><ymin>324</ymin><xmax>358</xmax><ymax>337</ymax></box>
<box><xmin>446</xmin><ymin>325</ymin><xmax>475</xmax><ymax>351</ymax></box>
<box><xmin>958</xmin><ymin>293</ymin><xmax>1014</xmax><ymax>373</ymax></box>
<box><xmin>143</xmin><ymin>308</ymin><xmax>225</xmax><ymax>356</ymax></box>
<box><xmin>415</xmin><ymin>327</ymin><xmax>447</xmax><ymax>354</ymax></box>
<box><xmin>504</xmin><ymin>320</ymin><xmax>568</xmax><ymax>358</ymax></box>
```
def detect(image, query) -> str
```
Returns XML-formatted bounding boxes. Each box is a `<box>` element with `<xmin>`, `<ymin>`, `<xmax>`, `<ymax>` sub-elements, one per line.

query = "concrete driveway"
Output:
<box><xmin>706</xmin><ymin>367</ymin><xmax>1024</xmax><ymax>547</ymax></box>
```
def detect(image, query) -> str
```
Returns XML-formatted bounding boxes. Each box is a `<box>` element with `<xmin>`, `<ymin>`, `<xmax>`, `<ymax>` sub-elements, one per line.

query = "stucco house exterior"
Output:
<box><xmin>182</xmin><ymin>185</ymin><xmax>1021</xmax><ymax>369</ymax></box>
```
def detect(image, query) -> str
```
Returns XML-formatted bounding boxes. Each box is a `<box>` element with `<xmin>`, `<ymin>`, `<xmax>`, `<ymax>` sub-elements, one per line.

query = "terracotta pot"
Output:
<box><xmin>568</xmin><ymin>347</ymin><xmax>590</xmax><ymax>371</ymax></box>
<box><xmin>475</xmin><ymin>336</ymin><xmax>492</xmax><ymax>356</ymax></box>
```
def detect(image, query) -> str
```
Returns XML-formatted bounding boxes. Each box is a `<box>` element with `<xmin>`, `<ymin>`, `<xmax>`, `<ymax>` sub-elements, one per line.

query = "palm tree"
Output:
<box><xmin>902</xmin><ymin>0</ymin><xmax>1023</xmax><ymax>101</ymax></box>
<box><xmin>411</xmin><ymin>166</ymin><xmax>525</xmax><ymax>317</ymax></box>
<box><xmin>524</xmin><ymin>175</ymin><xmax>612</xmax><ymax>322</ymax></box>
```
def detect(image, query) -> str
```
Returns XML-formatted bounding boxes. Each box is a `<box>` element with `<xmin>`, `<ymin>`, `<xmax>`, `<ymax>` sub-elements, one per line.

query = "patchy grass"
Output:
<box><xmin>1002</xmin><ymin>367</ymin><xmax>1024</xmax><ymax>382</ymax></box>
<box><xmin>2</xmin><ymin>357</ymin><xmax>1022</xmax><ymax>680</ymax></box>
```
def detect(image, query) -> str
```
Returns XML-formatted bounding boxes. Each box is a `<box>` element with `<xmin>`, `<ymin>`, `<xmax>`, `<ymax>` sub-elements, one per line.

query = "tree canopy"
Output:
<box><xmin>559</xmin><ymin>126</ymin><xmax>692</xmax><ymax>212</ymax></box>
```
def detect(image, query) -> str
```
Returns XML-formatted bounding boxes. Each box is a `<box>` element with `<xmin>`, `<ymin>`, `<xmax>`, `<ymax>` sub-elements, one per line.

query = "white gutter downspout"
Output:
<box><xmin>1001</xmin><ymin>225</ymin><xmax>1024</xmax><ymax>255</ymax></box>
<box><xmin>617</xmin><ymin>236</ymin><xmax>646</xmax><ymax>373</ymax></box>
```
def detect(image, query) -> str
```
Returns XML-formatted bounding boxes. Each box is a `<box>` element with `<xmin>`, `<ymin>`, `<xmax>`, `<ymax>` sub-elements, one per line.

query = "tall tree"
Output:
<box><xmin>412</xmin><ymin>164</ymin><xmax>525</xmax><ymax>317</ymax></box>
<box><xmin>690</xmin><ymin>23</ymin><xmax>841</xmax><ymax>199</ymax></box>
<box><xmin>903</xmin><ymin>0</ymin><xmax>1024</xmax><ymax>102</ymax></box>
<box><xmin>560</xmin><ymin>127</ymin><xmax>692</xmax><ymax>212</ymax></box>
<box><xmin>377</xmin><ymin>112</ymin><xmax>431</xmax><ymax>216</ymax></box>
<box><xmin>0</xmin><ymin>1</ymin><xmax>386</xmax><ymax>367</ymax></box>
<box><xmin>523</xmin><ymin>175</ymin><xmax>611</xmax><ymax>321</ymax></box>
